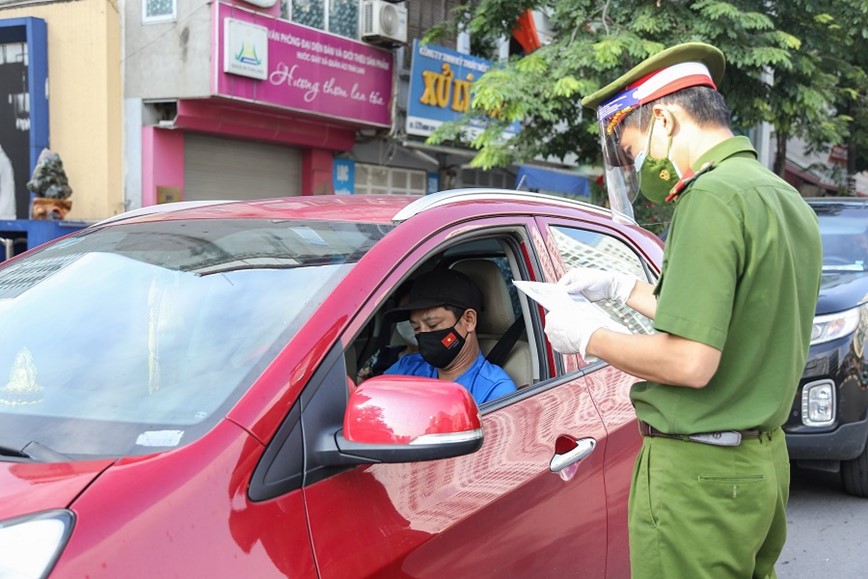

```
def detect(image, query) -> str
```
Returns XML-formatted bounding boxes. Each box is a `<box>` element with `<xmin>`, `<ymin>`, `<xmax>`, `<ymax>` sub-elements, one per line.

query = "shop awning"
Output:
<box><xmin>515</xmin><ymin>165</ymin><xmax>590</xmax><ymax>197</ymax></box>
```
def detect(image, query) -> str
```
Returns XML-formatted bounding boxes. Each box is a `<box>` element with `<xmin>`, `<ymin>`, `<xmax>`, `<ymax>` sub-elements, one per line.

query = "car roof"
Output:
<box><xmin>93</xmin><ymin>196</ymin><xmax>416</xmax><ymax>227</ymax></box>
<box><xmin>93</xmin><ymin>189</ymin><xmax>628</xmax><ymax>228</ymax></box>
<box><xmin>806</xmin><ymin>197</ymin><xmax>868</xmax><ymax>209</ymax></box>
<box><xmin>391</xmin><ymin>188</ymin><xmax>618</xmax><ymax>222</ymax></box>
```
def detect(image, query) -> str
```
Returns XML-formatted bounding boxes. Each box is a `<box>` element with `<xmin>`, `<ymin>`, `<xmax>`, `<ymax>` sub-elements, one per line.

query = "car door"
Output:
<box><xmin>301</xmin><ymin>216</ymin><xmax>615</xmax><ymax>577</ymax></box>
<box><xmin>536</xmin><ymin>215</ymin><xmax>665</xmax><ymax>577</ymax></box>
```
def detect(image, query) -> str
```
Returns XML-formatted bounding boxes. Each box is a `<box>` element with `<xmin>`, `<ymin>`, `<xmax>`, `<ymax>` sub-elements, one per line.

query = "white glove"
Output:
<box><xmin>557</xmin><ymin>267</ymin><xmax>636</xmax><ymax>304</ymax></box>
<box><xmin>544</xmin><ymin>303</ymin><xmax>631</xmax><ymax>357</ymax></box>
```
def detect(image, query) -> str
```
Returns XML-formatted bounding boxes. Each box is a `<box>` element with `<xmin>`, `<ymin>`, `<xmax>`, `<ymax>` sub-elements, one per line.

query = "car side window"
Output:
<box><xmin>346</xmin><ymin>233</ymin><xmax>546</xmax><ymax>402</ymax></box>
<box><xmin>549</xmin><ymin>226</ymin><xmax>655</xmax><ymax>336</ymax></box>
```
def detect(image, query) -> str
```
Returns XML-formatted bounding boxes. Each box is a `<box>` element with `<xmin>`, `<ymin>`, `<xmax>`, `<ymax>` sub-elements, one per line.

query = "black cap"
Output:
<box><xmin>385</xmin><ymin>269</ymin><xmax>483</xmax><ymax>322</ymax></box>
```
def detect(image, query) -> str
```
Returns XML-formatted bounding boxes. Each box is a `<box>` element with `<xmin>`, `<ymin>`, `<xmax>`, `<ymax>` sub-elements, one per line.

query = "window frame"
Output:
<box><xmin>283</xmin><ymin>0</ymin><xmax>360</xmax><ymax>40</ymax></box>
<box><xmin>142</xmin><ymin>0</ymin><xmax>177</xmax><ymax>24</ymax></box>
<box><xmin>354</xmin><ymin>163</ymin><xmax>428</xmax><ymax>196</ymax></box>
<box><xmin>342</xmin><ymin>221</ymin><xmax>563</xmax><ymax>413</ymax></box>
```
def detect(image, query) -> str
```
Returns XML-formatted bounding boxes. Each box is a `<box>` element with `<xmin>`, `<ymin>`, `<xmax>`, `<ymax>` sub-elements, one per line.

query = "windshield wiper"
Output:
<box><xmin>0</xmin><ymin>444</ymin><xmax>31</xmax><ymax>459</ymax></box>
<box><xmin>0</xmin><ymin>441</ymin><xmax>71</xmax><ymax>462</ymax></box>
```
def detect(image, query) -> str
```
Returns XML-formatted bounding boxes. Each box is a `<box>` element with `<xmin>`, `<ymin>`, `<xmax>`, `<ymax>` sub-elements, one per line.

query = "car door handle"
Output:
<box><xmin>549</xmin><ymin>438</ymin><xmax>596</xmax><ymax>473</ymax></box>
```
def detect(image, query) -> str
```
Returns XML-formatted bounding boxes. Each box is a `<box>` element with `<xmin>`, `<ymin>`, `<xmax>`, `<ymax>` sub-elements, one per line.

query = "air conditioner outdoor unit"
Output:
<box><xmin>361</xmin><ymin>0</ymin><xmax>408</xmax><ymax>46</ymax></box>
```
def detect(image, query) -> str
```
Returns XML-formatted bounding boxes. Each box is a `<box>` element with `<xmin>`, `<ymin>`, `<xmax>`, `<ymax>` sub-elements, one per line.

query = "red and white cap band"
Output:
<box><xmin>597</xmin><ymin>61</ymin><xmax>717</xmax><ymax>123</ymax></box>
<box><xmin>631</xmin><ymin>61</ymin><xmax>716</xmax><ymax>102</ymax></box>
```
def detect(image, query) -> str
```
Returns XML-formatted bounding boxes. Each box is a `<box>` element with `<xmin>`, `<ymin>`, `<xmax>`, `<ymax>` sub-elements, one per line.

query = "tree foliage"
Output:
<box><xmin>426</xmin><ymin>0</ymin><xmax>867</xmax><ymax>190</ymax></box>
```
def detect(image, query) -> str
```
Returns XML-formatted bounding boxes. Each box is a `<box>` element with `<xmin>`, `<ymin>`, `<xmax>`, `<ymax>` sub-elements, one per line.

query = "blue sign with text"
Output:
<box><xmin>333</xmin><ymin>158</ymin><xmax>355</xmax><ymax>195</ymax></box>
<box><xmin>406</xmin><ymin>41</ymin><xmax>520</xmax><ymax>139</ymax></box>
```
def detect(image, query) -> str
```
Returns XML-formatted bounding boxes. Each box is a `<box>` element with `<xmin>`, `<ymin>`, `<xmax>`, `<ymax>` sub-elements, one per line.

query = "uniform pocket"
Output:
<box><xmin>698</xmin><ymin>474</ymin><xmax>765</xmax><ymax>499</ymax></box>
<box><xmin>645</xmin><ymin>444</ymin><xmax>659</xmax><ymax>527</ymax></box>
<box><xmin>629</xmin><ymin>442</ymin><xmax>659</xmax><ymax>529</ymax></box>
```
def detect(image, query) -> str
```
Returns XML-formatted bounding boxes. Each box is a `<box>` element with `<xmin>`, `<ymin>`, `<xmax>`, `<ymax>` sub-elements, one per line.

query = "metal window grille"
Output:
<box><xmin>144</xmin><ymin>0</ymin><xmax>176</xmax><ymax>22</ymax></box>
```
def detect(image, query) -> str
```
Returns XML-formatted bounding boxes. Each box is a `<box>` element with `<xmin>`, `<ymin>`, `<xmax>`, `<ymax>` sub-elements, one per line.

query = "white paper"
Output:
<box><xmin>136</xmin><ymin>430</ymin><xmax>184</xmax><ymax>447</ymax></box>
<box><xmin>513</xmin><ymin>280</ymin><xmax>633</xmax><ymax>337</ymax></box>
<box><xmin>513</xmin><ymin>280</ymin><xmax>591</xmax><ymax>312</ymax></box>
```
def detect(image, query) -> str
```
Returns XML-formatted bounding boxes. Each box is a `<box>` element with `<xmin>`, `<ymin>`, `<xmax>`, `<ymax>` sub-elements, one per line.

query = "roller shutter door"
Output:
<box><xmin>184</xmin><ymin>134</ymin><xmax>302</xmax><ymax>201</ymax></box>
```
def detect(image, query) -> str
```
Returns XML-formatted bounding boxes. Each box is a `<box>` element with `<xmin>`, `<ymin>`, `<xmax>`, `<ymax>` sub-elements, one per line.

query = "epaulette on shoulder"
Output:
<box><xmin>665</xmin><ymin>162</ymin><xmax>716</xmax><ymax>203</ymax></box>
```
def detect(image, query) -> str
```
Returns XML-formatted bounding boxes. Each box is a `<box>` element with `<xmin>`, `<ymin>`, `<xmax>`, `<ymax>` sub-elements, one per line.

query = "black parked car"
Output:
<box><xmin>784</xmin><ymin>197</ymin><xmax>868</xmax><ymax>497</ymax></box>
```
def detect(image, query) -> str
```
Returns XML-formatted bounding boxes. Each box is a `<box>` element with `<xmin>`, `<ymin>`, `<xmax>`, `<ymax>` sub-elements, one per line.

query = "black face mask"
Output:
<box><xmin>415</xmin><ymin>321</ymin><xmax>466</xmax><ymax>369</ymax></box>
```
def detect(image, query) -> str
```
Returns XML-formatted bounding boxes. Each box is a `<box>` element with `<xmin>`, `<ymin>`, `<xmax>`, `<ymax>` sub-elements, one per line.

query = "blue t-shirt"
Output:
<box><xmin>385</xmin><ymin>352</ymin><xmax>517</xmax><ymax>405</ymax></box>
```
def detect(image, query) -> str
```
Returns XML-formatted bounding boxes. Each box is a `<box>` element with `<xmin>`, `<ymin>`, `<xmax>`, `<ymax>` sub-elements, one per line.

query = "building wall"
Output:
<box><xmin>0</xmin><ymin>0</ymin><xmax>123</xmax><ymax>220</ymax></box>
<box><xmin>124</xmin><ymin>0</ymin><xmax>211</xmax><ymax>99</ymax></box>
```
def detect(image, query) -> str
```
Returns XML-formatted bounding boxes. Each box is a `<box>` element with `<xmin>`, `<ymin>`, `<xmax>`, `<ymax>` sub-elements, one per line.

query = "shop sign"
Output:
<box><xmin>224</xmin><ymin>18</ymin><xmax>268</xmax><ymax>80</ymax></box>
<box><xmin>406</xmin><ymin>40</ymin><xmax>520</xmax><ymax>139</ymax></box>
<box><xmin>214</xmin><ymin>2</ymin><xmax>394</xmax><ymax>128</ymax></box>
<box><xmin>333</xmin><ymin>158</ymin><xmax>355</xmax><ymax>195</ymax></box>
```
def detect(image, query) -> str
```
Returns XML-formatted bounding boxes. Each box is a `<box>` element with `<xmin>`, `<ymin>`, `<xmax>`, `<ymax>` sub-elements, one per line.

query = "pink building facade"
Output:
<box><xmin>133</xmin><ymin>1</ymin><xmax>395</xmax><ymax>205</ymax></box>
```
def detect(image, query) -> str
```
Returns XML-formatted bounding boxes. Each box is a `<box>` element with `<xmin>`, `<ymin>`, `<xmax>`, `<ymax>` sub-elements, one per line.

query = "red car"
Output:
<box><xmin>0</xmin><ymin>190</ymin><xmax>663</xmax><ymax>578</ymax></box>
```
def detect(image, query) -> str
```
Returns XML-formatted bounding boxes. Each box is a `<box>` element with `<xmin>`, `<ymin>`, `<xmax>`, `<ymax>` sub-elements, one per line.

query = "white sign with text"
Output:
<box><xmin>224</xmin><ymin>18</ymin><xmax>269</xmax><ymax>80</ymax></box>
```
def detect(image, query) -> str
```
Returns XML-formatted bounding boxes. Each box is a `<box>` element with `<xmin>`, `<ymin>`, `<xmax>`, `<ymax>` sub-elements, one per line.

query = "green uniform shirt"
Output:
<box><xmin>631</xmin><ymin>136</ymin><xmax>823</xmax><ymax>434</ymax></box>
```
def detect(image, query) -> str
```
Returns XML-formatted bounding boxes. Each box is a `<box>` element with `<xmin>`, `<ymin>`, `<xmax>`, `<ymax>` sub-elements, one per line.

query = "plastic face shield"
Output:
<box><xmin>596</xmin><ymin>90</ymin><xmax>643</xmax><ymax>223</ymax></box>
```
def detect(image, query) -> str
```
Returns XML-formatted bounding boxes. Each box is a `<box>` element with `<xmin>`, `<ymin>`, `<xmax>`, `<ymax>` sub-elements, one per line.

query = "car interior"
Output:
<box><xmin>345</xmin><ymin>234</ymin><xmax>545</xmax><ymax>399</ymax></box>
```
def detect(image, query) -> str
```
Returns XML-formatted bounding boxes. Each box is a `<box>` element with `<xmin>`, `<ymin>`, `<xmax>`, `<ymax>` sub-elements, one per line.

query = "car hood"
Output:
<box><xmin>816</xmin><ymin>271</ymin><xmax>868</xmax><ymax>315</ymax></box>
<box><xmin>0</xmin><ymin>459</ymin><xmax>114</xmax><ymax>520</ymax></box>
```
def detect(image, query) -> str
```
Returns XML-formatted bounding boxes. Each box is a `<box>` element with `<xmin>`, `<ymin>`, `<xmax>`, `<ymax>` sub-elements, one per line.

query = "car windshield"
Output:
<box><xmin>812</xmin><ymin>203</ymin><xmax>868</xmax><ymax>272</ymax></box>
<box><xmin>0</xmin><ymin>218</ymin><xmax>391</xmax><ymax>460</ymax></box>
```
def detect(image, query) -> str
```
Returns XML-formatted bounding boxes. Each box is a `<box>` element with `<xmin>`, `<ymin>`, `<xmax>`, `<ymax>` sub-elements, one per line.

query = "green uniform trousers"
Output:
<box><xmin>628</xmin><ymin>427</ymin><xmax>789</xmax><ymax>579</ymax></box>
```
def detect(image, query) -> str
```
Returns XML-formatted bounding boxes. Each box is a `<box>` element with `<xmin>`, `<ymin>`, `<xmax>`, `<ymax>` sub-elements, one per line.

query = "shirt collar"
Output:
<box><xmin>692</xmin><ymin>135</ymin><xmax>757</xmax><ymax>173</ymax></box>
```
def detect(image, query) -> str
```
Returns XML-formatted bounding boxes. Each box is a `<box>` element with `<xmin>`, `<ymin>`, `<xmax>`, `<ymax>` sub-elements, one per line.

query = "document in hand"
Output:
<box><xmin>512</xmin><ymin>280</ymin><xmax>593</xmax><ymax>312</ymax></box>
<box><xmin>513</xmin><ymin>280</ymin><xmax>631</xmax><ymax>335</ymax></box>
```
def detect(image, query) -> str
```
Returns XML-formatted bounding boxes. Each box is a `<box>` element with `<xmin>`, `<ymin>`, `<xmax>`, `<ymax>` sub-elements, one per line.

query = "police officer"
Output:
<box><xmin>544</xmin><ymin>43</ymin><xmax>823</xmax><ymax>578</ymax></box>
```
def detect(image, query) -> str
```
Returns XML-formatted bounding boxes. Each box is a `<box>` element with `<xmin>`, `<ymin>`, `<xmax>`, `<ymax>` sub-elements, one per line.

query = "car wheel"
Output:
<box><xmin>841</xmin><ymin>437</ymin><xmax>868</xmax><ymax>498</ymax></box>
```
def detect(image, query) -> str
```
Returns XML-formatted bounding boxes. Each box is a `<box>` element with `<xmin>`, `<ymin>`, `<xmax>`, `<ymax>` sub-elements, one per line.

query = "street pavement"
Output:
<box><xmin>777</xmin><ymin>465</ymin><xmax>868</xmax><ymax>578</ymax></box>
